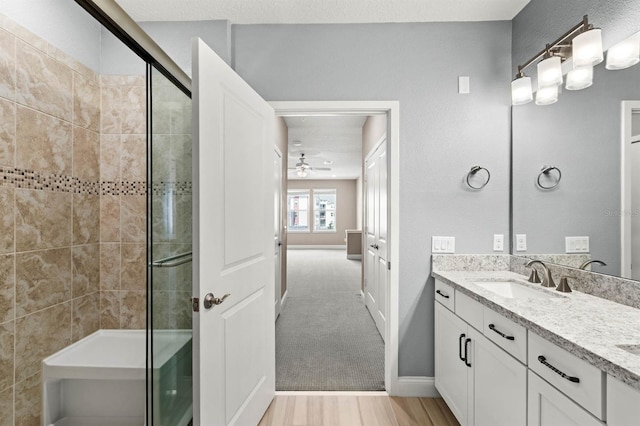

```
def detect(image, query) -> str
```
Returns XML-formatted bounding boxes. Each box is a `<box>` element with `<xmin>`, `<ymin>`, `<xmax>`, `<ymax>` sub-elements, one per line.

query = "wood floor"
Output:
<box><xmin>258</xmin><ymin>394</ymin><xmax>460</xmax><ymax>426</ymax></box>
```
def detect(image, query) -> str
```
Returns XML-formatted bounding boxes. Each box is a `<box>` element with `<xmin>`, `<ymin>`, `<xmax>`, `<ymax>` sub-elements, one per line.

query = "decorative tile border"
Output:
<box><xmin>151</xmin><ymin>181</ymin><xmax>193</xmax><ymax>196</ymax></box>
<box><xmin>0</xmin><ymin>166</ymin><xmax>148</xmax><ymax>196</ymax></box>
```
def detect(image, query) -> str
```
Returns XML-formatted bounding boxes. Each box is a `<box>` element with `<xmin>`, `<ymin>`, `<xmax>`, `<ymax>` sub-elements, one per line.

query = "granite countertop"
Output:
<box><xmin>432</xmin><ymin>270</ymin><xmax>640</xmax><ymax>391</ymax></box>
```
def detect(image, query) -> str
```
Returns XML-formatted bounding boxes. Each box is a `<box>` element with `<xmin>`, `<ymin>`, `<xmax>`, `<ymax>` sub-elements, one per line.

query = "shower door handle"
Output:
<box><xmin>203</xmin><ymin>293</ymin><xmax>230</xmax><ymax>309</ymax></box>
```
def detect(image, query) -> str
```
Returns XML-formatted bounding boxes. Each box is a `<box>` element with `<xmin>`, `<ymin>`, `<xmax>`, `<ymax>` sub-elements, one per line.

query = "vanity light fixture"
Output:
<box><xmin>512</xmin><ymin>15</ymin><xmax>603</xmax><ymax>106</ymax></box>
<box><xmin>565</xmin><ymin>66</ymin><xmax>593</xmax><ymax>90</ymax></box>
<box><xmin>606</xmin><ymin>34</ymin><xmax>640</xmax><ymax>70</ymax></box>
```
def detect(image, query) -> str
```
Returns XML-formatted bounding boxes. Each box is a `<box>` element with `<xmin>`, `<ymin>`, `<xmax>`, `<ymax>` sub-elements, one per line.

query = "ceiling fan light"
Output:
<box><xmin>573</xmin><ymin>28</ymin><xmax>604</xmax><ymax>68</ymax></box>
<box><xmin>297</xmin><ymin>168</ymin><xmax>308</xmax><ymax>178</ymax></box>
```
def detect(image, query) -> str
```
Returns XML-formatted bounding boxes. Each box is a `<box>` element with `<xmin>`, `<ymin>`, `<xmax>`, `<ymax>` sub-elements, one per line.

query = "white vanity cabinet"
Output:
<box><xmin>528</xmin><ymin>370</ymin><xmax>603</xmax><ymax>426</ymax></box>
<box><xmin>607</xmin><ymin>376</ymin><xmax>640</xmax><ymax>426</ymax></box>
<box><xmin>435</xmin><ymin>290</ymin><xmax>526</xmax><ymax>426</ymax></box>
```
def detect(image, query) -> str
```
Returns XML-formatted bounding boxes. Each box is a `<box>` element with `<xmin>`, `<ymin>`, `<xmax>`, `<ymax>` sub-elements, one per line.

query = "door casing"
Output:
<box><xmin>270</xmin><ymin>101</ymin><xmax>400</xmax><ymax>395</ymax></box>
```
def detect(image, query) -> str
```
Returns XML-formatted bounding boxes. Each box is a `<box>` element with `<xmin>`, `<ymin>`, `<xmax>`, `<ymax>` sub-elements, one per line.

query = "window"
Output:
<box><xmin>313</xmin><ymin>189</ymin><xmax>337</xmax><ymax>232</ymax></box>
<box><xmin>287</xmin><ymin>190</ymin><xmax>310</xmax><ymax>232</ymax></box>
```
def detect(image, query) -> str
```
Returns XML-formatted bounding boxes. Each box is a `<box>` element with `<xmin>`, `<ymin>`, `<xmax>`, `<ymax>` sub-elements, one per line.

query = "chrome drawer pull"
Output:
<box><xmin>538</xmin><ymin>356</ymin><xmax>580</xmax><ymax>383</ymax></box>
<box><xmin>436</xmin><ymin>290</ymin><xmax>450</xmax><ymax>299</ymax></box>
<box><xmin>488</xmin><ymin>323</ymin><xmax>515</xmax><ymax>341</ymax></box>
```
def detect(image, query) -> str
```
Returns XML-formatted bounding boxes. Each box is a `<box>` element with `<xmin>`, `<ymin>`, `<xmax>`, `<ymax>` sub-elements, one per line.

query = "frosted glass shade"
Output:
<box><xmin>535</xmin><ymin>85</ymin><xmax>559</xmax><ymax>106</ymax></box>
<box><xmin>573</xmin><ymin>28</ymin><xmax>604</xmax><ymax>68</ymax></box>
<box><xmin>606</xmin><ymin>35</ymin><xmax>640</xmax><ymax>70</ymax></box>
<box><xmin>511</xmin><ymin>76</ymin><xmax>533</xmax><ymax>105</ymax></box>
<box><xmin>297</xmin><ymin>168</ymin><xmax>308</xmax><ymax>178</ymax></box>
<box><xmin>565</xmin><ymin>66</ymin><xmax>593</xmax><ymax>90</ymax></box>
<box><xmin>537</xmin><ymin>56</ymin><xmax>563</xmax><ymax>88</ymax></box>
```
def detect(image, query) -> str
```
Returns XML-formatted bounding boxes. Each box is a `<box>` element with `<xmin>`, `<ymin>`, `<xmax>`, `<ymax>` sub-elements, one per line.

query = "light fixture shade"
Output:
<box><xmin>537</xmin><ymin>56</ymin><xmax>563</xmax><ymax>88</ymax></box>
<box><xmin>565</xmin><ymin>66</ymin><xmax>593</xmax><ymax>90</ymax></box>
<box><xmin>573</xmin><ymin>28</ymin><xmax>604</xmax><ymax>68</ymax></box>
<box><xmin>511</xmin><ymin>76</ymin><xmax>533</xmax><ymax>105</ymax></box>
<box><xmin>535</xmin><ymin>85</ymin><xmax>559</xmax><ymax>105</ymax></box>
<box><xmin>606</xmin><ymin>35</ymin><xmax>640</xmax><ymax>70</ymax></box>
<box><xmin>297</xmin><ymin>168</ymin><xmax>308</xmax><ymax>178</ymax></box>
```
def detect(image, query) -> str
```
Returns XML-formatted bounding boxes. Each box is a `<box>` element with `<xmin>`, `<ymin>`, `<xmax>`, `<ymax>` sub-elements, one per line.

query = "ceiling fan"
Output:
<box><xmin>288</xmin><ymin>153</ymin><xmax>331</xmax><ymax>177</ymax></box>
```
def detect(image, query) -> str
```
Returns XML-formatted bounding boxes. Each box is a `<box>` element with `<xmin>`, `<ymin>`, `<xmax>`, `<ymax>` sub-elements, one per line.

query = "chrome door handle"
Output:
<box><xmin>203</xmin><ymin>293</ymin><xmax>230</xmax><ymax>309</ymax></box>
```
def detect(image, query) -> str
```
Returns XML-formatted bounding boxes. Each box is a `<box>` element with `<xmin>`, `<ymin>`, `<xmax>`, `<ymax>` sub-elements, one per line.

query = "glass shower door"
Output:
<box><xmin>147</xmin><ymin>65</ymin><xmax>193</xmax><ymax>425</ymax></box>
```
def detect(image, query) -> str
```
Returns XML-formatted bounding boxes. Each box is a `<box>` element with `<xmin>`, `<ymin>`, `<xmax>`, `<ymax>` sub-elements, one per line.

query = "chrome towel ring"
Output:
<box><xmin>466</xmin><ymin>166</ymin><xmax>490</xmax><ymax>190</ymax></box>
<box><xmin>537</xmin><ymin>166</ymin><xmax>562</xmax><ymax>189</ymax></box>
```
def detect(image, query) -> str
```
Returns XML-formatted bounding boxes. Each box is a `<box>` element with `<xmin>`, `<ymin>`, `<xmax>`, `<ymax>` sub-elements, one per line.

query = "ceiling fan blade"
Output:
<box><xmin>310</xmin><ymin>167</ymin><xmax>332</xmax><ymax>171</ymax></box>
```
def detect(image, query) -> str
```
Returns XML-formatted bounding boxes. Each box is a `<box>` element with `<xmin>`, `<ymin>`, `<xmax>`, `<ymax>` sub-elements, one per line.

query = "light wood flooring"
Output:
<box><xmin>258</xmin><ymin>394</ymin><xmax>460</xmax><ymax>426</ymax></box>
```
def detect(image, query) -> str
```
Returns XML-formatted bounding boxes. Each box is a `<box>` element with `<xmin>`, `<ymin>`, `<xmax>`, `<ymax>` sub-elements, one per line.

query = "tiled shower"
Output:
<box><xmin>0</xmin><ymin>14</ymin><xmax>148</xmax><ymax>424</ymax></box>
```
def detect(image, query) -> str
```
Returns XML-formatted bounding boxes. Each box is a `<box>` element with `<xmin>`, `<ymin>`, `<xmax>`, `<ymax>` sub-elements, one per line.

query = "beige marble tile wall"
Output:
<box><xmin>149</xmin><ymin>72</ymin><xmax>192</xmax><ymax>331</ymax></box>
<box><xmin>0</xmin><ymin>17</ymin><xmax>102</xmax><ymax>426</ymax></box>
<box><xmin>99</xmin><ymin>75</ymin><xmax>147</xmax><ymax>331</ymax></box>
<box><xmin>0</xmin><ymin>16</ymin><xmax>148</xmax><ymax>425</ymax></box>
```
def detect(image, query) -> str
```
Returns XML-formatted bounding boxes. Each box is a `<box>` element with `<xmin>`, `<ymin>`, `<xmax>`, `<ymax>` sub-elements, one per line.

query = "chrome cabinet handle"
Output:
<box><xmin>203</xmin><ymin>293</ymin><xmax>230</xmax><ymax>309</ymax></box>
<box><xmin>538</xmin><ymin>356</ymin><xmax>580</xmax><ymax>383</ymax></box>
<box><xmin>489</xmin><ymin>323</ymin><xmax>515</xmax><ymax>341</ymax></box>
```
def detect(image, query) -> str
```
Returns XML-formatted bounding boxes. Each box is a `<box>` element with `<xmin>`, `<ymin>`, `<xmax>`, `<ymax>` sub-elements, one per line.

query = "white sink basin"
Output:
<box><xmin>472</xmin><ymin>280</ymin><xmax>561</xmax><ymax>300</ymax></box>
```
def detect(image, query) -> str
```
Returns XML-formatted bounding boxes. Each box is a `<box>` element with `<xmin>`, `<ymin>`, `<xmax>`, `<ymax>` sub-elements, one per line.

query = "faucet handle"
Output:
<box><xmin>528</xmin><ymin>268</ymin><xmax>541</xmax><ymax>283</ymax></box>
<box><xmin>556</xmin><ymin>276</ymin><xmax>574</xmax><ymax>293</ymax></box>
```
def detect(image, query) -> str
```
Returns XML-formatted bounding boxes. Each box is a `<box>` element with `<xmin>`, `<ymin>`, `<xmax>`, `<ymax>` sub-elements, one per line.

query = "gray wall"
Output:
<box><xmin>100</xmin><ymin>28</ymin><xmax>146</xmax><ymax>75</ymax></box>
<box><xmin>231</xmin><ymin>22</ymin><xmax>512</xmax><ymax>376</ymax></box>
<box><xmin>0</xmin><ymin>0</ymin><xmax>101</xmax><ymax>71</ymax></box>
<box><xmin>512</xmin><ymin>0</ymin><xmax>640</xmax><ymax>277</ymax></box>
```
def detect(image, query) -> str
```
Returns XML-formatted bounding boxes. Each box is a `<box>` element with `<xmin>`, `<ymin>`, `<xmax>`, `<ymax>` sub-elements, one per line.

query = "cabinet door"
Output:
<box><xmin>607</xmin><ymin>375</ymin><xmax>640</xmax><ymax>426</ymax></box>
<box><xmin>435</xmin><ymin>302</ymin><xmax>469</xmax><ymax>425</ymax></box>
<box><xmin>528</xmin><ymin>371</ymin><xmax>603</xmax><ymax>426</ymax></box>
<box><xmin>470</xmin><ymin>328</ymin><xmax>526</xmax><ymax>426</ymax></box>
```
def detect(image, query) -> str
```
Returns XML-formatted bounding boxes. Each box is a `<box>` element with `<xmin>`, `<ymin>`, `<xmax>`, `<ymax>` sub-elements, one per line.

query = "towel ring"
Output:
<box><xmin>466</xmin><ymin>166</ymin><xmax>490</xmax><ymax>190</ymax></box>
<box><xmin>537</xmin><ymin>166</ymin><xmax>562</xmax><ymax>189</ymax></box>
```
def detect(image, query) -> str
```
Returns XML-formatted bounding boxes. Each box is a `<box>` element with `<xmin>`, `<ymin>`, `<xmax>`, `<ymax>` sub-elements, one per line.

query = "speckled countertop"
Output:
<box><xmin>432</xmin><ymin>270</ymin><xmax>640</xmax><ymax>391</ymax></box>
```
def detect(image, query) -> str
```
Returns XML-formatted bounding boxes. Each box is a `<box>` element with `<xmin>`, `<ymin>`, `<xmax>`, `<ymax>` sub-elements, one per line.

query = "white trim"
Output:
<box><xmin>621</xmin><ymin>101</ymin><xmax>640</xmax><ymax>278</ymax></box>
<box><xmin>272</xmin><ymin>101</ymin><xmax>400</xmax><ymax>396</ymax></box>
<box><xmin>280</xmin><ymin>289</ymin><xmax>288</xmax><ymax>309</ymax></box>
<box><xmin>395</xmin><ymin>377</ymin><xmax>440</xmax><ymax>398</ymax></box>
<box><xmin>287</xmin><ymin>245</ymin><xmax>346</xmax><ymax>250</ymax></box>
<box><xmin>347</xmin><ymin>254</ymin><xmax>362</xmax><ymax>260</ymax></box>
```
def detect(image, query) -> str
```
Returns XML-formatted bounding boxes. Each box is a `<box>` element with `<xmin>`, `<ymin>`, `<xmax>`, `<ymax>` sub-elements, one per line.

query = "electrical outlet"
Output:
<box><xmin>516</xmin><ymin>234</ymin><xmax>527</xmax><ymax>251</ymax></box>
<box><xmin>458</xmin><ymin>76</ymin><xmax>470</xmax><ymax>94</ymax></box>
<box><xmin>565</xmin><ymin>236</ymin><xmax>590</xmax><ymax>253</ymax></box>
<box><xmin>432</xmin><ymin>236</ymin><xmax>455</xmax><ymax>254</ymax></box>
<box><xmin>493</xmin><ymin>234</ymin><xmax>504</xmax><ymax>252</ymax></box>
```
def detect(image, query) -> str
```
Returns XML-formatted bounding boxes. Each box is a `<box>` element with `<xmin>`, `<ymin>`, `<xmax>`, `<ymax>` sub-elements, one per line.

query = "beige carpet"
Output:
<box><xmin>276</xmin><ymin>249</ymin><xmax>385</xmax><ymax>391</ymax></box>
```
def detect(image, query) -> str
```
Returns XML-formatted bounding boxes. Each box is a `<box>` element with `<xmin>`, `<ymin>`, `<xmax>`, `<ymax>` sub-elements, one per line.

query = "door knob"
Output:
<box><xmin>203</xmin><ymin>293</ymin><xmax>230</xmax><ymax>309</ymax></box>
<box><xmin>370</xmin><ymin>244</ymin><xmax>379</xmax><ymax>250</ymax></box>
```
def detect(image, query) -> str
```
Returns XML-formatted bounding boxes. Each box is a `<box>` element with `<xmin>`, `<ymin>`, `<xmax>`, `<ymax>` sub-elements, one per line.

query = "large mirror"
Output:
<box><xmin>512</xmin><ymin>30</ymin><xmax>640</xmax><ymax>280</ymax></box>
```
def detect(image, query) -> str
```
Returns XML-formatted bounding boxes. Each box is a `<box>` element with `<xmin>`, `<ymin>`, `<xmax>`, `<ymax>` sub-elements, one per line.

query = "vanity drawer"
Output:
<box><xmin>528</xmin><ymin>332</ymin><xmax>604</xmax><ymax>420</ymax></box>
<box><xmin>483</xmin><ymin>307</ymin><xmax>527</xmax><ymax>363</ymax></box>
<box><xmin>455</xmin><ymin>291</ymin><xmax>483</xmax><ymax>331</ymax></box>
<box><xmin>434</xmin><ymin>280</ymin><xmax>455</xmax><ymax>311</ymax></box>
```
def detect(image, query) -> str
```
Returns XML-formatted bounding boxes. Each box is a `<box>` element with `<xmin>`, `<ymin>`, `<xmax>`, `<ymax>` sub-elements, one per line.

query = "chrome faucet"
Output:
<box><xmin>525</xmin><ymin>260</ymin><xmax>556</xmax><ymax>288</ymax></box>
<box><xmin>579</xmin><ymin>259</ymin><xmax>607</xmax><ymax>270</ymax></box>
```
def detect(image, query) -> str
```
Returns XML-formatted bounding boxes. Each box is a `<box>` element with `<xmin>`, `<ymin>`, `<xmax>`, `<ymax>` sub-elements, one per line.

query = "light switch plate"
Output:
<box><xmin>458</xmin><ymin>76</ymin><xmax>470</xmax><ymax>94</ymax></box>
<box><xmin>516</xmin><ymin>234</ymin><xmax>527</xmax><ymax>251</ymax></box>
<box><xmin>565</xmin><ymin>236</ymin><xmax>590</xmax><ymax>253</ymax></box>
<box><xmin>432</xmin><ymin>236</ymin><xmax>455</xmax><ymax>253</ymax></box>
<box><xmin>493</xmin><ymin>234</ymin><xmax>504</xmax><ymax>252</ymax></box>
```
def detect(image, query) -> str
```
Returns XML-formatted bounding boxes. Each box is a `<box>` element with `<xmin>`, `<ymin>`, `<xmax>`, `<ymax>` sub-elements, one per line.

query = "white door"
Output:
<box><xmin>274</xmin><ymin>149</ymin><xmax>283</xmax><ymax>319</ymax></box>
<box><xmin>364</xmin><ymin>140</ymin><xmax>388</xmax><ymax>339</ymax></box>
<box><xmin>192</xmin><ymin>38</ymin><xmax>275</xmax><ymax>426</ymax></box>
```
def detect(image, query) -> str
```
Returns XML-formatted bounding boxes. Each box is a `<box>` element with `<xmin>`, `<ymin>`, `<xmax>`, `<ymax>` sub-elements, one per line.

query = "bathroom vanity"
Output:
<box><xmin>432</xmin><ymin>265</ymin><xmax>640</xmax><ymax>426</ymax></box>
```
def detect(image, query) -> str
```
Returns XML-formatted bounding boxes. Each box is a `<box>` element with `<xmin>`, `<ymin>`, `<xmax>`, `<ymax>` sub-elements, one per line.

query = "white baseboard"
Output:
<box><xmin>287</xmin><ymin>245</ymin><xmax>346</xmax><ymax>250</ymax></box>
<box><xmin>347</xmin><ymin>254</ymin><xmax>362</xmax><ymax>260</ymax></box>
<box><xmin>395</xmin><ymin>376</ymin><xmax>440</xmax><ymax>397</ymax></box>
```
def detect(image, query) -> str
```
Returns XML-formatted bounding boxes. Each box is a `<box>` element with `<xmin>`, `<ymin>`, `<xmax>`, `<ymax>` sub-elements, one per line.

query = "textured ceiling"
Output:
<box><xmin>116</xmin><ymin>0</ymin><xmax>530</xmax><ymax>24</ymax></box>
<box><xmin>284</xmin><ymin>116</ymin><xmax>367</xmax><ymax>181</ymax></box>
